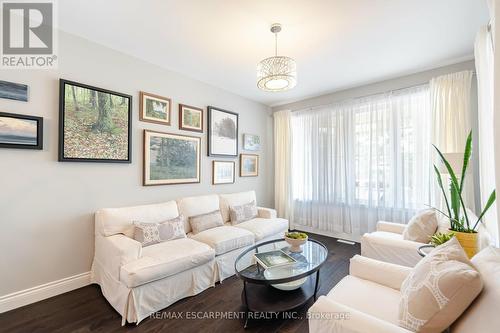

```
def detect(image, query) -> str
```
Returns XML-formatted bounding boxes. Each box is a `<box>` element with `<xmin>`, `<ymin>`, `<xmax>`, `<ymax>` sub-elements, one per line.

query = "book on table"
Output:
<box><xmin>254</xmin><ymin>250</ymin><xmax>296</xmax><ymax>269</ymax></box>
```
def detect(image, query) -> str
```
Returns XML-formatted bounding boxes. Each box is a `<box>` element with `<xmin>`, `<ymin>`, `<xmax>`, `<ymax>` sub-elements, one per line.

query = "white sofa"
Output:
<box><xmin>308</xmin><ymin>247</ymin><xmax>500</xmax><ymax>333</ymax></box>
<box><xmin>90</xmin><ymin>190</ymin><xmax>288</xmax><ymax>325</ymax></box>
<box><xmin>361</xmin><ymin>210</ymin><xmax>491</xmax><ymax>267</ymax></box>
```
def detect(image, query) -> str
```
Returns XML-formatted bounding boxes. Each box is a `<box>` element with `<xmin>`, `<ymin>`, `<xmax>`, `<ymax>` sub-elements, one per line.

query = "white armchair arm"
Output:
<box><xmin>308</xmin><ymin>296</ymin><xmax>412</xmax><ymax>333</ymax></box>
<box><xmin>361</xmin><ymin>233</ymin><xmax>424</xmax><ymax>267</ymax></box>
<box><xmin>94</xmin><ymin>234</ymin><xmax>142</xmax><ymax>280</ymax></box>
<box><xmin>349</xmin><ymin>255</ymin><xmax>411</xmax><ymax>290</ymax></box>
<box><xmin>376</xmin><ymin>221</ymin><xmax>407</xmax><ymax>234</ymax></box>
<box><xmin>257</xmin><ymin>206</ymin><xmax>277</xmax><ymax>219</ymax></box>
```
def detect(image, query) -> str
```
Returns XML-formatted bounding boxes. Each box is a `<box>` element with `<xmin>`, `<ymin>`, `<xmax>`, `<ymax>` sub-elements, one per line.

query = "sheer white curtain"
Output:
<box><xmin>273</xmin><ymin>110</ymin><xmax>293</xmax><ymax>222</ymax></box>
<box><xmin>475</xmin><ymin>24</ymin><xmax>498</xmax><ymax>245</ymax></box>
<box><xmin>291</xmin><ymin>85</ymin><xmax>431</xmax><ymax>241</ymax></box>
<box><xmin>430</xmin><ymin>71</ymin><xmax>474</xmax><ymax>212</ymax></box>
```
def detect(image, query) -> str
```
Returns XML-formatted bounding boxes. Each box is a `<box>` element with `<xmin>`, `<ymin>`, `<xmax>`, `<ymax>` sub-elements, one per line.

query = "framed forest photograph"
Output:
<box><xmin>59</xmin><ymin>79</ymin><xmax>132</xmax><ymax>163</ymax></box>
<box><xmin>208</xmin><ymin>106</ymin><xmax>238</xmax><ymax>157</ymax></box>
<box><xmin>140</xmin><ymin>91</ymin><xmax>171</xmax><ymax>125</ymax></box>
<box><xmin>212</xmin><ymin>160</ymin><xmax>235</xmax><ymax>185</ymax></box>
<box><xmin>143</xmin><ymin>130</ymin><xmax>201</xmax><ymax>186</ymax></box>
<box><xmin>179</xmin><ymin>104</ymin><xmax>203</xmax><ymax>132</ymax></box>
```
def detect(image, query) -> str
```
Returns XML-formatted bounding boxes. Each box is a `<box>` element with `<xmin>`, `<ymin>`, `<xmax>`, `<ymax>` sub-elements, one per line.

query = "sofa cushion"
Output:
<box><xmin>177</xmin><ymin>194</ymin><xmax>220</xmax><ymax>233</ymax></box>
<box><xmin>327</xmin><ymin>275</ymin><xmax>401</xmax><ymax>325</ymax></box>
<box><xmin>399</xmin><ymin>237</ymin><xmax>483</xmax><ymax>333</ymax></box>
<box><xmin>402</xmin><ymin>209</ymin><xmax>438</xmax><ymax>243</ymax></box>
<box><xmin>229</xmin><ymin>200</ymin><xmax>258</xmax><ymax>224</ymax></box>
<box><xmin>219</xmin><ymin>191</ymin><xmax>257</xmax><ymax>223</ymax></box>
<box><xmin>120</xmin><ymin>238</ymin><xmax>214</xmax><ymax>288</ymax></box>
<box><xmin>234</xmin><ymin>217</ymin><xmax>288</xmax><ymax>241</ymax></box>
<box><xmin>96</xmin><ymin>200</ymin><xmax>179</xmax><ymax>237</ymax></box>
<box><xmin>452</xmin><ymin>246</ymin><xmax>500</xmax><ymax>333</ymax></box>
<box><xmin>133</xmin><ymin>215</ymin><xmax>186</xmax><ymax>247</ymax></box>
<box><xmin>189</xmin><ymin>226</ymin><xmax>255</xmax><ymax>255</ymax></box>
<box><xmin>189</xmin><ymin>210</ymin><xmax>224</xmax><ymax>234</ymax></box>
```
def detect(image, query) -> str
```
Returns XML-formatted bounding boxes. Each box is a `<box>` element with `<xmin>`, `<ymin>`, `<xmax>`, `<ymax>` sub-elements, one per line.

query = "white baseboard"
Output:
<box><xmin>292</xmin><ymin>225</ymin><xmax>361</xmax><ymax>243</ymax></box>
<box><xmin>0</xmin><ymin>271</ymin><xmax>91</xmax><ymax>313</ymax></box>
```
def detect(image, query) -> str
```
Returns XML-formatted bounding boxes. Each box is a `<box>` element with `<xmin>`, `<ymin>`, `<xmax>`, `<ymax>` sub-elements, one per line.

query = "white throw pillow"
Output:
<box><xmin>399</xmin><ymin>237</ymin><xmax>483</xmax><ymax>332</ymax></box>
<box><xmin>189</xmin><ymin>210</ymin><xmax>224</xmax><ymax>234</ymax></box>
<box><xmin>133</xmin><ymin>215</ymin><xmax>186</xmax><ymax>247</ymax></box>
<box><xmin>229</xmin><ymin>201</ymin><xmax>258</xmax><ymax>224</ymax></box>
<box><xmin>403</xmin><ymin>209</ymin><xmax>438</xmax><ymax>243</ymax></box>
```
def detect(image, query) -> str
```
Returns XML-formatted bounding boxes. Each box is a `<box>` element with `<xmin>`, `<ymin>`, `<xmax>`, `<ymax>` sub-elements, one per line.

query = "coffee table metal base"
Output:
<box><xmin>241</xmin><ymin>270</ymin><xmax>320</xmax><ymax>328</ymax></box>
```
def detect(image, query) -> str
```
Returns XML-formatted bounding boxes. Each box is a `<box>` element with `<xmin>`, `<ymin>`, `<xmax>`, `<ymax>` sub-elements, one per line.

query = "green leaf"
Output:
<box><xmin>450</xmin><ymin>181</ymin><xmax>460</xmax><ymax>221</ymax></box>
<box><xmin>472</xmin><ymin>190</ymin><xmax>497</xmax><ymax>230</ymax></box>
<box><xmin>433</xmin><ymin>144</ymin><xmax>461</xmax><ymax>202</ymax></box>
<box><xmin>460</xmin><ymin>131</ymin><xmax>472</xmax><ymax>193</ymax></box>
<box><xmin>433</xmin><ymin>165</ymin><xmax>453</xmax><ymax>219</ymax></box>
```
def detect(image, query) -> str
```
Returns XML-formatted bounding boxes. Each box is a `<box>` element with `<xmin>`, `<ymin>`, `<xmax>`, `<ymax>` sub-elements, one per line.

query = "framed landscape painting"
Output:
<box><xmin>243</xmin><ymin>134</ymin><xmax>261</xmax><ymax>151</ymax></box>
<box><xmin>212</xmin><ymin>160</ymin><xmax>235</xmax><ymax>185</ymax></box>
<box><xmin>0</xmin><ymin>80</ymin><xmax>28</xmax><ymax>102</ymax></box>
<box><xmin>144</xmin><ymin>130</ymin><xmax>201</xmax><ymax>186</ymax></box>
<box><xmin>0</xmin><ymin>112</ymin><xmax>43</xmax><ymax>149</ymax></box>
<box><xmin>179</xmin><ymin>104</ymin><xmax>203</xmax><ymax>132</ymax></box>
<box><xmin>140</xmin><ymin>91</ymin><xmax>171</xmax><ymax>125</ymax></box>
<box><xmin>240</xmin><ymin>154</ymin><xmax>259</xmax><ymax>177</ymax></box>
<box><xmin>59</xmin><ymin>79</ymin><xmax>132</xmax><ymax>163</ymax></box>
<box><xmin>208</xmin><ymin>106</ymin><xmax>238</xmax><ymax>157</ymax></box>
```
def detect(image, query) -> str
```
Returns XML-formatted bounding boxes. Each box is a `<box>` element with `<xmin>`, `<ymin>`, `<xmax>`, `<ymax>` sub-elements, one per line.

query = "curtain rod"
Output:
<box><xmin>292</xmin><ymin>71</ymin><xmax>476</xmax><ymax>112</ymax></box>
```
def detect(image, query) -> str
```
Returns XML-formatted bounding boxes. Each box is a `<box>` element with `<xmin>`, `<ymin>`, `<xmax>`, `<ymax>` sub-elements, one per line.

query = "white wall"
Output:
<box><xmin>0</xmin><ymin>31</ymin><xmax>273</xmax><ymax>296</ymax></box>
<box><xmin>493</xmin><ymin>0</ymin><xmax>500</xmax><ymax>245</ymax></box>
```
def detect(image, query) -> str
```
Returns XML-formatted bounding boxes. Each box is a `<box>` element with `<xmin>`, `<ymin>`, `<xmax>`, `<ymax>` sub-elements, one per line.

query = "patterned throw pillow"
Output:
<box><xmin>189</xmin><ymin>210</ymin><xmax>224</xmax><ymax>234</ymax></box>
<box><xmin>133</xmin><ymin>215</ymin><xmax>186</xmax><ymax>247</ymax></box>
<box><xmin>229</xmin><ymin>201</ymin><xmax>258</xmax><ymax>224</ymax></box>
<box><xmin>398</xmin><ymin>237</ymin><xmax>483</xmax><ymax>332</ymax></box>
<box><xmin>403</xmin><ymin>209</ymin><xmax>438</xmax><ymax>243</ymax></box>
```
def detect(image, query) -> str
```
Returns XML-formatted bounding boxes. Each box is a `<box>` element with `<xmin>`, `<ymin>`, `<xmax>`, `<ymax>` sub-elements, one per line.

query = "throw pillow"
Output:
<box><xmin>403</xmin><ymin>209</ymin><xmax>438</xmax><ymax>243</ymax></box>
<box><xmin>398</xmin><ymin>237</ymin><xmax>483</xmax><ymax>333</ymax></box>
<box><xmin>133</xmin><ymin>215</ymin><xmax>186</xmax><ymax>247</ymax></box>
<box><xmin>189</xmin><ymin>210</ymin><xmax>224</xmax><ymax>234</ymax></box>
<box><xmin>229</xmin><ymin>200</ymin><xmax>258</xmax><ymax>224</ymax></box>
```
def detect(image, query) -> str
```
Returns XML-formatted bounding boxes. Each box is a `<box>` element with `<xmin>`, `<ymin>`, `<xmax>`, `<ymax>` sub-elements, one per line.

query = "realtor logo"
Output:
<box><xmin>1</xmin><ymin>0</ymin><xmax>57</xmax><ymax>68</ymax></box>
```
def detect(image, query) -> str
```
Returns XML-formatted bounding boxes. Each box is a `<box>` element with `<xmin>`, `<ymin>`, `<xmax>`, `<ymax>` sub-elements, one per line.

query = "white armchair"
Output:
<box><xmin>361</xmin><ymin>221</ymin><xmax>424</xmax><ymax>267</ymax></box>
<box><xmin>309</xmin><ymin>247</ymin><xmax>500</xmax><ymax>333</ymax></box>
<box><xmin>308</xmin><ymin>255</ymin><xmax>412</xmax><ymax>333</ymax></box>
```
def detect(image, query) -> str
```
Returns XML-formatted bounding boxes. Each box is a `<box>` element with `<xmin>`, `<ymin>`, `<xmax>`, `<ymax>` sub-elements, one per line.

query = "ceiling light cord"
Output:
<box><xmin>275</xmin><ymin>31</ymin><xmax>278</xmax><ymax>57</ymax></box>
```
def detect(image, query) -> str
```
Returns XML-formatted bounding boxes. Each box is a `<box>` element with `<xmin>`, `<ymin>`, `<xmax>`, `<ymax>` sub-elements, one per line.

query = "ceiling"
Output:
<box><xmin>59</xmin><ymin>0</ymin><xmax>489</xmax><ymax>107</ymax></box>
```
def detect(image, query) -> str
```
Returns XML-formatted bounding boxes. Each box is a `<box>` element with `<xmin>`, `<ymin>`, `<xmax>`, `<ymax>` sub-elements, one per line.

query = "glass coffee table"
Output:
<box><xmin>234</xmin><ymin>238</ymin><xmax>328</xmax><ymax>328</ymax></box>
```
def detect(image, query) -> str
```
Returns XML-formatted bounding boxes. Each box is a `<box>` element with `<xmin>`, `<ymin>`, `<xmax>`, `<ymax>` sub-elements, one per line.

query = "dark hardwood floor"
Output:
<box><xmin>0</xmin><ymin>233</ymin><xmax>360</xmax><ymax>333</ymax></box>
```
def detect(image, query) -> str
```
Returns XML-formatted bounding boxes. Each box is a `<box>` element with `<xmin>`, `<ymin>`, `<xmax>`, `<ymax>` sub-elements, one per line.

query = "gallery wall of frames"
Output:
<box><xmin>0</xmin><ymin>78</ymin><xmax>261</xmax><ymax>186</ymax></box>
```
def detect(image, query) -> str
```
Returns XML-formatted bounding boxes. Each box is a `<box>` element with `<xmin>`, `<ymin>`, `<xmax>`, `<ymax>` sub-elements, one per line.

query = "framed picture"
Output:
<box><xmin>140</xmin><ymin>91</ymin><xmax>171</xmax><ymax>125</ymax></box>
<box><xmin>243</xmin><ymin>134</ymin><xmax>261</xmax><ymax>151</ymax></box>
<box><xmin>179</xmin><ymin>104</ymin><xmax>203</xmax><ymax>132</ymax></box>
<box><xmin>240</xmin><ymin>154</ymin><xmax>259</xmax><ymax>177</ymax></box>
<box><xmin>212</xmin><ymin>160</ymin><xmax>235</xmax><ymax>185</ymax></box>
<box><xmin>144</xmin><ymin>130</ymin><xmax>201</xmax><ymax>186</ymax></box>
<box><xmin>208</xmin><ymin>106</ymin><xmax>238</xmax><ymax>157</ymax></box>
<box><xmin>59</xmin><ymin>79</ymin><xmax>132</xmax><ymax>163</ymax></box>
<box><xmin>0</xmin><ymin>112</ymin><xmax>43</xmax><ymax>149</ymax></box>
<box><xmin>0</xmin><ymin>80</ymin><xmax>28</xmax><ymax>102</ymax></box>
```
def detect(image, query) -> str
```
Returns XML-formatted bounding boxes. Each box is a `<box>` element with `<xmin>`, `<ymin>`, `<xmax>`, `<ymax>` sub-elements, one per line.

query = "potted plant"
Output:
<box><xmin>433</xmin><ymin>131</ymin><xmax>496</xmax><ymax>258</ymax></box>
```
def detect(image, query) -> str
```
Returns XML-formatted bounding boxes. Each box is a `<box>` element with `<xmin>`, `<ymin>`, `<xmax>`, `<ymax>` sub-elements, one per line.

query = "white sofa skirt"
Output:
<box><xmin>215</xmin><ymin>231</ymin><xmax>285</xmax><ymax>282</ymax></box>
<box><xmin>91</xmin><ymin>258</ymin><xmax>216</xmax><ymax>325</ymax></box>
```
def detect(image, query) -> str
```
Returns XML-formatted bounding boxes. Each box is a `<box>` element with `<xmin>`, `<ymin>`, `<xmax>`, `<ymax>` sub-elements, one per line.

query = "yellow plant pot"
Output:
<box><xmin>454</xmin><ymin>231</ymin><xmax>478</xmax><ymax>258</ymax></box>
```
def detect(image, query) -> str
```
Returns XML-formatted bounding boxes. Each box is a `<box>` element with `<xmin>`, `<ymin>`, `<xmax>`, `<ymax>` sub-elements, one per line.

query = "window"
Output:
<box><xmin>291</xmin><ymin>85</ymin><xmax>431</xmax><ymax>236</ymax></box>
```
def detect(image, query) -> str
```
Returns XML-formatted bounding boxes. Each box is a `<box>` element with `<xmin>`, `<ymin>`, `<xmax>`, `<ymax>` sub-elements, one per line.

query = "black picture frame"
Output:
<box><xmin>58</xmin><ymin>79</ymin><xmax>132</xmax><ymax>163</ymax></box>
<box><xmin>207</xmin><ymin>106</ymin><xmax>238</xmax><ymax>157</ymax></box>
<box><xmin>0</xmin><ymin>112</ymin><xmax>43</xmax><ymax>149</ymax></box>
